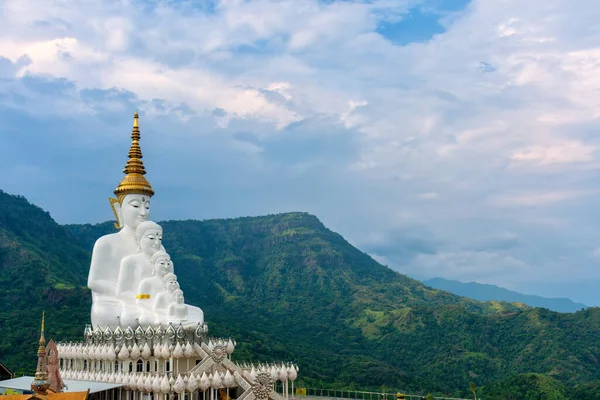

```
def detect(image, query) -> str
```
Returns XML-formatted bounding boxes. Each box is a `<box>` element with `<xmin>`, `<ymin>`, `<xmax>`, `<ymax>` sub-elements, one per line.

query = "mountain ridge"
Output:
<box><xmin>2</xmin><ymin>189</ymin><xmax>600</xmax><ymax>399</ymax></box>
<box><xmin>423</xmin><ymin>277</ymin><xmax>587</xmax><ymax>313</ymax></box>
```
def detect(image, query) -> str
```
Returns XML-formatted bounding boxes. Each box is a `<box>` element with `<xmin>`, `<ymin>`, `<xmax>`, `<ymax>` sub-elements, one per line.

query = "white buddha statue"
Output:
<box><xmin>168</xmin><ymin>289</ymin><xmax>188</xmax><ymax>322</ymax></box>
<box><xmin>117</xmin><ymin>221</ymin><xmax>163</xmax><ymax>298</ymax></box>
<box><xmin>88</xmin><ymin>112</ymin><xmax>161</xmax><ymax>329</ymax></box>
<box><xmin>88</xmin><ymin>112</ymin><xmax>204</xmax><ymax>330</ymax></box>
<box><xmin>136</xmin><ymin>251</ymin><xmax>173</xmax><ymax>326</ymax></box>
<box><xmin>154</xmin><ymin>273</ymin><xmax>205</xmax><ymax>327</ymax></box>
<box><xmin>154</xmin><ymin>273</ymin><xmax>180</xmax><ymax>317</ymax></box>
<box><xmin>117</xmin><ymin>221</ymin><xmax>163</xmax><ymax>328</ymax></box>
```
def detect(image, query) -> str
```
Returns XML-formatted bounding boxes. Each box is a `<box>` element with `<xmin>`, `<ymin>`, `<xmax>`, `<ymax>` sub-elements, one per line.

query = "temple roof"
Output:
<box><xmin>0</xmin><ymin>362</ymin><xmax>13</xmax><ymax>379</ymax></box>
<box><xmin>0</xmin><ymin>391</ymin><xmax>88</xmax><ymax>400</ymax></box>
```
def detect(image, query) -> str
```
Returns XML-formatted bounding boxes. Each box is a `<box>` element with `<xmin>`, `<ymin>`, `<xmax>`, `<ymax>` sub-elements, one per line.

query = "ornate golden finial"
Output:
<box><xmin>113</xmin><ymin>111</ymin><xmax>155</xmax><ymax>202</ymax></box>
<box><xmin>39</xmin><ymin>311</ymin><xmax>45</xmax><ymax>348</ymax></box>
<box><xmin>32</xmin><ymin>311</ymin><xmax>50</xmax><ymax>396</ymax></box>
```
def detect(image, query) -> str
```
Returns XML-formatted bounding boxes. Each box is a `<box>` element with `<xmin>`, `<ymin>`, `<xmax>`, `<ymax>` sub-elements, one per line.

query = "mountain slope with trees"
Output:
<box><xmin>1</xmin><ymin>190</ymin><xmax>599</xmax><ymax>399</ymax></box>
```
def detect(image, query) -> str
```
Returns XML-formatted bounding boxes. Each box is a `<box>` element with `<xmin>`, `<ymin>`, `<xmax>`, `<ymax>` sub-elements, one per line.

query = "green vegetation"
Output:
<box><xmin>481</xmin><ymin>373</ymin><xmax>568</xmax><ymax>399</ymax></box>
<box><xmin>0</xmin><ymin>190</ymin><xmax>599</xmax><ymax>399</ymax></box>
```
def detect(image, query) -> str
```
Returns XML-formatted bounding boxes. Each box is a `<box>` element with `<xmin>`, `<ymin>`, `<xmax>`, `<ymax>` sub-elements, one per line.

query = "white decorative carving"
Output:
<box><xmin>187</xmin><ymin>373</ymin><xmax>199</xmax><ymax>392</ymax></box>
<box><xmin>184</xmin><ymin>341</ymin><xmax>195</xmax><ymax>359</ymax></box>
<box><xmin>224</xmin><ymin>370</ymin><xmax>235</xmax><ymax>388</ymax></box>
<box><xmin>253</xmin><ymin>371</ymin><xmax>273</xmax><ymax>400</ymax></box>
<box><xmin>152</xmin><ymin>375</ymin><xmax>161</xmax><ymax>393</ymax></box>
<box><xmin>199</xmin><ymin>372</ymin><xmax>210</xmax><ymax>391</ymax></box>
<box><xmin>118</xmin><ymin>343</ymin><xmax>129</xmax><ymax>361</ymax></box>
<box><xmin>160</xmin><ymin>375</ymin><xmax>171</xmax><ymax>394</ymax></box>
<box><xmin>130</xmin><ymin>343</ymin><xmax>141</xmax><ymax>360</ymax></box>
<box><xmin>141</xmin><ymin>342</ymin><xmax>151</xmax><ymax>359</ymax></box>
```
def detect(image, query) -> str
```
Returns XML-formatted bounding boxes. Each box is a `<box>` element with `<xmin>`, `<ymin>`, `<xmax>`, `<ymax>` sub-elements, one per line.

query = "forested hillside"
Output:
<box><xmin>1</xmin><ymin>190</ymin><xmax>600</xmax><ymax>399</ymax></box>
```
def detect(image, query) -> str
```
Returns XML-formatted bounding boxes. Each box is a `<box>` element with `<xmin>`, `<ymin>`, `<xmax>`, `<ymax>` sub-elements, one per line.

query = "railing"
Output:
<box><xmin>274</xmin><ymin>386</ymin><xmax>475</xmax><ymax>400</ymax></box>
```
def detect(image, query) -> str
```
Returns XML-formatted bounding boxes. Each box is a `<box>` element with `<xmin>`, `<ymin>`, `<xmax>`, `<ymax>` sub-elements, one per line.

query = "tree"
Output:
<box><xmin>469</xmin><ymin>382</ymin><xmax>477</xmax><ymax>400</ymax></box>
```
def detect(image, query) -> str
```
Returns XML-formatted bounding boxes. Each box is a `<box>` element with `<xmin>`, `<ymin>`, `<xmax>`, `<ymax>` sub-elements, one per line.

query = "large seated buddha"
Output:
<box><xmin>87</xmin><ymin>112</ymin><xmax>204</xmax><ymax>330</ymax></box>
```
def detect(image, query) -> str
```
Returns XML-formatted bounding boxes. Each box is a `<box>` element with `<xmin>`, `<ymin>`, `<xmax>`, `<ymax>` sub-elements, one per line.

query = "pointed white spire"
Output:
<box><xmin>108</xmin><ymin>344</ymin><xmax>117</xmax><ymax>361</ymax></box>
<box><xmin>152</xmin><ymin>374</ymin><xmax>162</xmax><ymax>393</ymax></box>
<box><xmin>160</xmin><ymin>375</ymin><xmax>171</xmax><ymax>394</ymax></box>
<box><xmin>141</xmin><ymin>342</ymin><xmax>152</xmax><ymax>359</ymax></box>
<box><xmin>199</xmin><ymin>372</ymin><xmax>210</xmax><ymax>391</ymax></box>
<box><xmin>187</xmin><ymin>373</ymin><xmax>199</xmax><ymax>392</ymax></box>
<box><xmin>153</xmin><ymin>342</ymin><xmax>163</xmax><ymax>359</ymax></box>
<box><xmin>161</xmin><ymin>343</ymin><xmax>171</xmax><ymax>359</ymax></box>
<box><xmin>173</xmin><ymin>342</ymin><xmax>184</xmax><ymax>358</ymax></box>
<box><xmin>128</xmin><ymin>373</ymin><xmax>138</xmax><ymax>391</ymax></box>
<box><xmin>278</xmin><ymin>365</ymin><xmax>288</xmax><ymax>382</ymax></box>
<box><xmin>211</xmin><ymin>371</ymin><xmax>223</xmax><ymax>389</ymax></box>
<box><xmin>173</xmin><ymin>374</ymin><xmax>185</xmax><ymax>394</ymax></box>
<box><xmin>184</xmin><ymin>341</ymin><xmax>195</xmax><ymax>358</ymax></box>
<box><xmin>223</xmin><ymin>370</ymin><xmax>235</xmax><ymax>388</ymax></box>
<box><xmin>226</xmin><ymin>339</ymin><xmax>234</xmax><ymax>355</ymax></box>
<box><xmin>118</xmin><ymin>343</ymin><xmax>129</xmax><ymax>361</ymax></box>
<box><xmin>136</xmin><ymin>374</ymin><xmax>145</xmax><ymax>393</ymax></box>
<box><xmin>270</xmin><ymin>365</ymin><xmax>278</xmax><ymax>381</ymax></box>
<box><xmin>144</xmin><ymin>374</ymin><xmax>153</xmax><ymax>392</ymax></box>
<box><xmin>130</xmin><ymin>342</ymin><xmax>141</xmax><ymax>360</ymax></box>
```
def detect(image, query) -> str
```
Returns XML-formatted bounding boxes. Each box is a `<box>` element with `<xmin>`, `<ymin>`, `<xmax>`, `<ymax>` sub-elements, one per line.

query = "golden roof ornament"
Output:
<box><xmin>113</xmin><ymin>111</ymin><xmax>155</xmax><ymax>201</ymax></box>
<box><xmin>109</xmin><ymin>112</ymin><xmax>154</xmax><ymax>229</ymax></box>
<box><xmin>31</xmin><ymin>311</ymin><xmax>51</xmax><ymax>396</ymax></box>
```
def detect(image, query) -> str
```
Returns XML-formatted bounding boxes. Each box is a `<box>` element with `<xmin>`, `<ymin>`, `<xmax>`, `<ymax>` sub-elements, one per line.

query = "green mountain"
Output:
<box><xmin>0</xmin><ymin>191</ymin><xmax>91</xmax><ymax>376</ymax></box>
<box><xmin>481</xmin><ymin>373</ymin><xmax>568</xmax><ymax>400</ymax></box>
<box><xmin>1</xmin><ymin>189</ymin><xmax>600</xmax><ymax>399</ymax></box>
<box><xmin>424</xmin><ymin>277</ymin><xmax>587</xmax><ymax>313</ymax></box>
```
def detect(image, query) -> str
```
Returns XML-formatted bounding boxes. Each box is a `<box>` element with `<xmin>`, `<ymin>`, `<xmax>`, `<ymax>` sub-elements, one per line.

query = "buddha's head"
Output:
<box><xmin>109</xmin><ymin>112</ymin><xmax>155</xmax><ymax>230</ymax></box>
<box><xmin>163</xmin><ymin>273</ymin><xmax>180</xmax><ymax>292</ymax></box>
<box><xmin>173</xmin><ymin>289</ymin><xmax>184</xmax><ymax>304</ymax></box>
<box><xmin>135</xmin><ymin>221</ymin><xmax>163</xmax><ymax>255</ymax></box>
<box><xmin>152</xmin><ymin>251</ymin><xmax>173</xmax><ymax>277</ymax></box>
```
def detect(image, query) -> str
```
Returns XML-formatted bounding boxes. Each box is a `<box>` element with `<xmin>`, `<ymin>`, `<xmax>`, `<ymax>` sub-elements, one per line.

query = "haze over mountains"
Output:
<box><xmin>423</xmin><ymin>278</ymin><xmax>587</xmax><ymax>313</ymax></box>
<box><xmin>2</xmin><ymin>189</ymin><xmax>600</xmax><ymax>399</ymax></box>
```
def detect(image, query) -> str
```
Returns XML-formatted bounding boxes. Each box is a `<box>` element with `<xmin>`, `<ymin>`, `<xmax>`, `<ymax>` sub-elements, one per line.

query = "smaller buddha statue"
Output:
<box><xmin>117</xmin><ymin>221</ymin><xmax>163</xmax><ymax>328</ymax></box>
<box><xmin>154</xmin><ymin>273</ymin><xmax>180</xmax><ymax>318</ymax></box>
<box><xmin>136</xmin><ymin>251</ymin><xmax>174</xmax><ymax>326</ymax></box>
<box><xmin>167</xmin><ymin>289</ymin><xmax>188</xmax><ymax>322</ymax></box>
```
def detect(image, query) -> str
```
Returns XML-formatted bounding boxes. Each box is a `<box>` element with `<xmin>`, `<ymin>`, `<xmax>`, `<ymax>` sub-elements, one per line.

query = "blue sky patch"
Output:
<box><xmin>377</xmin><ymin>0</ymin><xmax>471</xmax><ymax>45</ymax></box>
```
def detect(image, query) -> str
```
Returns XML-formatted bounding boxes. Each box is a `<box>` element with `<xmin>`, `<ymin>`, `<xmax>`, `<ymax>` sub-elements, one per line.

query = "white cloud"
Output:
<box><xmin>419</xmin><ymin>192</ymin><xmax>438</xmax><ymax>200</ymax></box>
<box><xmin>488</xmin><ymin>190</ymin><xmax>592</xmax><ymax>207</ymax></box>
<box><xmin>510</xmin><ymin>141</ymin><xmax>597</xmax><ymax>167</ymax></box>
<box><xmin>408</xmin><ymin>250</ymin><xmax>531</xmax><ymax>283</ymax></box>
<box><xmin>2</xmin><ymin>0</ymin><xmax>600</xmax><ymax>302</ymax></box>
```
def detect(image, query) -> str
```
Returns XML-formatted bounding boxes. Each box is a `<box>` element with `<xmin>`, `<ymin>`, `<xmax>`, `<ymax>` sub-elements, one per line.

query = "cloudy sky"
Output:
<box><xmin>1</xmin><ymin>0</ymin><xmax>600</xmax><ymax>305</ymax></box>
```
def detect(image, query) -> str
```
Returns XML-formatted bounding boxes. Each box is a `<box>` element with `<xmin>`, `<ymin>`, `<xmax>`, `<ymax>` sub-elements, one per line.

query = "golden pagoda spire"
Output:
<box><xmin>113</xmin><ymin>111</ymin><xmax>155</xmax><ymax>201</ymax></box>
<box><xmin>39</xmin><ymin>311</ymin><xmax>45</xmax><ymax>349</ymax></box>
<box><xmin>32</xmin><ymin>311</ymin><xmax>50</xmax><ymax>396</ymax></box>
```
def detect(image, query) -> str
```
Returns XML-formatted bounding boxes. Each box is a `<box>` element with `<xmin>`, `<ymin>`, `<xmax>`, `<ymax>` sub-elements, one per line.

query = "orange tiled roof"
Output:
<box><xmin>0</xmin><ymin>391</ymin><xmax>88</xmax><ymax>400</ymax></box>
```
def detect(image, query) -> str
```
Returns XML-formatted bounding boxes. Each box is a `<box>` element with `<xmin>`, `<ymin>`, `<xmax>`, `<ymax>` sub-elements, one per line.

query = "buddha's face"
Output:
<box><xmin>166</xmin><ymin>277</ymin><xmax>179</xmax><ymax>292</ymax></box>
<box><xmin>121</xmin><ymin>194</ymin><xmax>151</xmax><ymax>229</ymax></box>
<box><xmin>139</xmin><ymin>229</ymin><xmax>162</xmax><ymax>256</ymax></box>
<box><xmin>154</xmin><ymin>256</ymin><xmax>172</xmax><ymax>276</ymax></box>
<box><xmin>175</xmin><ymin>292</ymin><xmax>184</xmax><ymax>304</ymax></box>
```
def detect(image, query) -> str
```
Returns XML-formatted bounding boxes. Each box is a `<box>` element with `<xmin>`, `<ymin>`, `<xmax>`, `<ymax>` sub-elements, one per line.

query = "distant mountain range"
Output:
<box><xmin>423</xmin><ymin>277</ymin><xmax>587</xmax><ymax>313</ymax></box>
<box><xmin>3</xmin><ymin>189</ymin><xmax>600</xmax><ymax>399</ymax></box>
